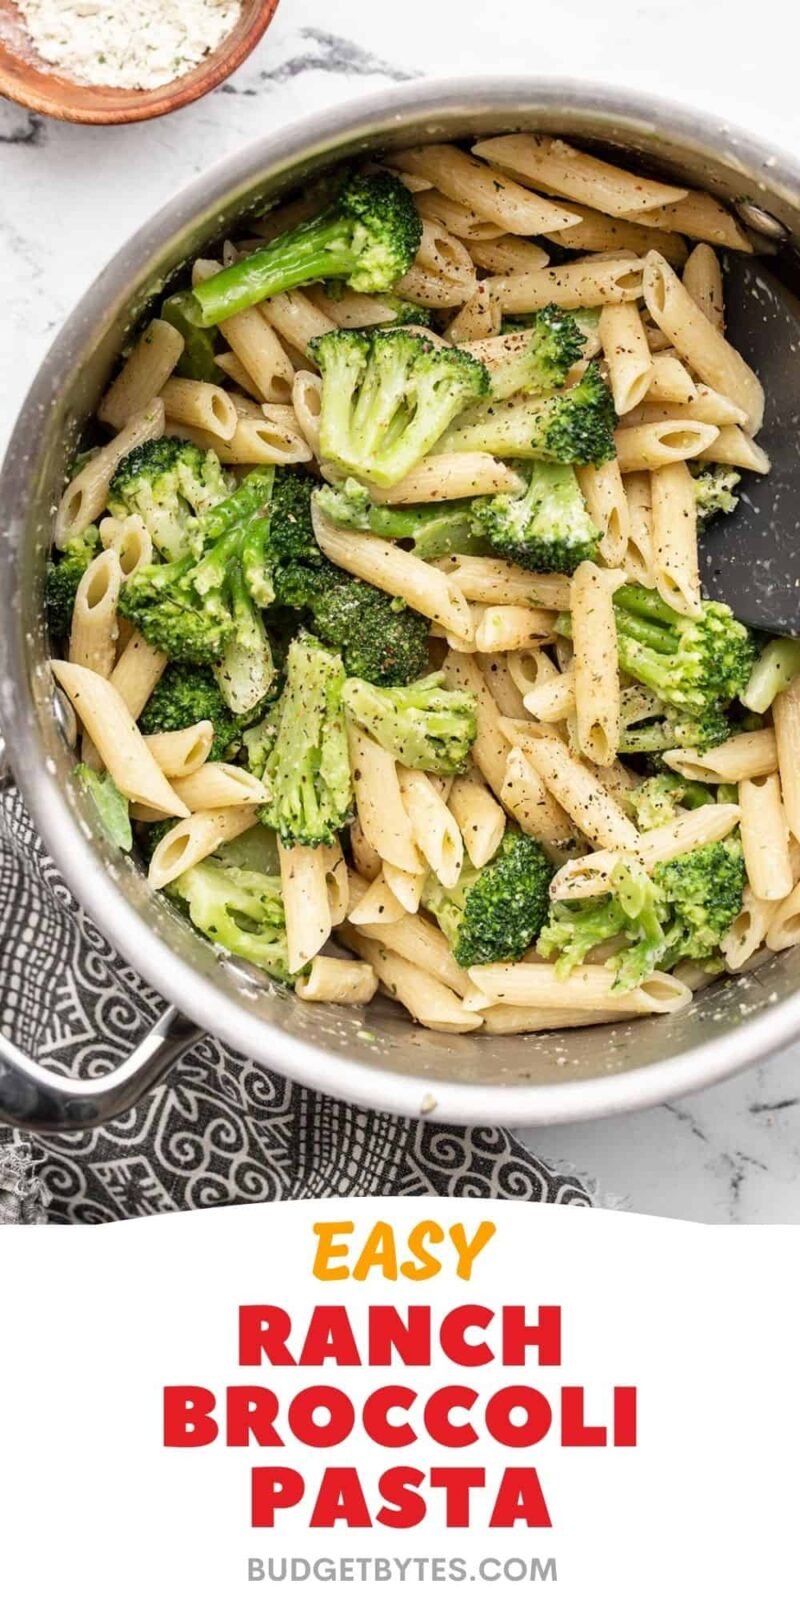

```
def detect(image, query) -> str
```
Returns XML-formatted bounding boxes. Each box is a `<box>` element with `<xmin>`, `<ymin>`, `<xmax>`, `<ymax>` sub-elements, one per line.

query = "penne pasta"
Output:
<box><xmin>571</xmin><ymin>562</ymin><xmax>624</xmax><ymax>766</ymax></box>
<box><xmin>696</xmin><ymin>426</ymin><xmax>771</xmax><ymax>473</ymax></box>
<box><xmin>148</xmin><ymin>806</ymin><xmax>258</xmax><ymax>889</ymax></box>
<box><xmin>440</xmin><ymin>650</ymin><xmax>510</xmax><ymax>799</ymax></box>
<box><xmin>500</xmin><ymin>746</ymin><xmax>576</xmax><ymax>850</ymax></box>
<box><xmin>381</xmin><ymin>861</ymin><xmax>427</xmax><ymax>914</ymax></box>
<box><xmin>479</xmin><ymin>653</ymin><xmax>528</xmax><ymax>719</ymax></box>
<box><xmin>773</xmin><ymin>677</ymin><xmax>800</xmax><ymax>842</ymax></box>
<box><xmin>766</xmin><ymin>885</ymin><xmax>800</xmax><ymax>952</ymax></box>
<box><xmin>160</xmin><ymin>377</ymin><xmax>238</xmax><ymax>441</ymax></box>
<box><xmin>631</xmin><ymin>190</ymin><xmax>752</xmax><ymax>251</ymax></box>
<box><xmin>99</xmin><ymin>513</ymin><xmax>152</xmax><ymax>579</ymax></box>
<box><xmin>437</xmin><ymin>555</ymin><xmax>570</xmax><ymax>611</ymax></box>
<box><xmin>739</xmin><ymin>774</ymin><xmax>794</xmax><ymax>901</ymax></box>
<box><xmin>342</xmin><ymin>928</ymin><xmax>481</xmax><ymax>1033</ymax></box>
<box><xmin>722</xmin><ymin>886</ymin><xmax>775</xmax><ymax>970</ymax></box>
<box><xmin>474</xmin><ymin>605</ymin><xmax>555</xmax><ymax>653</ymax></box>
<box><xmin>506</xmin><ymin>726</ymin><xmax>638</xmax><ymax>849</ymax></box>
<box><xmin>110</xmin><ymin>630</ymin><xmax>168</xmax><ymax>719</ymax></box>
<box><xmin>649</xmin><ymin>460</ymin><xmax>702</xmax><ymax>617</ymax></box>
<box><xmin>576</xmin><ymin>461</ymin><xmax>630</xmax><ymax>567</ymax></box>
<box><xmin>261</xmin><ymin>288</ymin><xmax>336</xmax><ymax>349</ymax></box>
<box><xmin>523</xmin><ymin>665</ymin><xmax>575</xmax><ymax>723</ymax></box>
<box><xmin>642</xmin><ymin>252</ymin><xmax>764</xmax><ymax>433</ymax></box>
<box><xmin>645</xmin><ymin>353</ymin><xmax>698</xmax><ymax>405</ymax></box>
<box><xmin>468</xmin><ymin>236</ymin><xmax>551</xmax><ymax>275</ymax></box>
<box><xmin>613</xmin><ymin>419</ymin><xmax>718</xmax><ymax>473</ymax></box>
<box><xmin>446</xmin><ymin>283</ymin><xmax>501</xmax><ymax>342</ymax></box>
<box><xmin>621</xmin><ymin>471</ymin><xmax>655</xmax><ymax>585</ymax></box>
<box><xmin>167</xmin><ymin>411</ymin><xmax>312</xmax><ymax>466</ymax></box>
<box><xmin>279</xmin><ymin>840</ymin><xmax>332</xmax><ymax>973</ymax></box>
<box><xmin>398</xmin><ymin>766</ymin><xmax>463</xmax><ymax>888</ymax></box>
<box><xmin>53</xmin><ymin>660</ymin><xmax>188</xmax><ymax>818</ymax></box>
<box><xmin>542</xmin><ymin>201</ymin><xmax>688</xmax><ymax>265</ymax></box>
<box><xmin>296</xmin><ymin>956</ymin><xmax>378</xmax><ymax>1005</ymax></box>
<box><xmin>347</xmin><ymin>871</ymin><xmax>406</xmax><ymax>926</ymax></box>
<box><xmin>213</xmin><ymin>351</ymin><xmax>262</xmax><ymax>399</ymax></box>
<box><xmin>548</xmin><ymin>803</ymin><xmax>742</xmax><ymax>898</ymax></box>
<box><xmin>449</xmin><ymin>765</ymin><xmax>506</xmax><ymax>869</ymax></box>
<box><xmin>68</xmin><ymin>548</ymin><xmax>122</xmax><ymax>678</ymax></box>
<box><xmin>348</xmin><ymin>886</ymin><xmax>472</xmax><ymax>1000</ymax></box>
<box><xmin>347</xmin><ymin>722</ymin><xmax>423</xmax><ymax>875</ymax></box>
<box><xmin>416</xmin><ymin>217</ymin><xmax>477</xmax><ymax>286</ymax></box>
<box><xmin>665</xmin><ymin>729</ymin><xmax>777</xmax><ymax>784</ymax></box>
<box><xmin>171</xmin><ymin>763</ymin><xmax>269</xmax><ymax>812</ymax></box>
<box><xmin>599</xmin><ymin>302</ymin><xmax>653</xmax><ymax>414</ymax></box>
<box><xmin>682</xmin><ymin>243</ymin><xmax>725</xmax><ymax>332</ymax></box>
<box><xmin>370</xmin><ymin>453</ymin><xmax>523</xmax><ymax>504</ymax></box>
<box><xmin>98</xmin><ymin>319</ymin><xmax>184</xmax><ymax>432</ymax></box>
<box><xmin>394</xmin><ymin>263</ymin><xmax>475</xmax><ymax>308</ymax></box>
<box><xmin>472</xmin><ymin>133</ymin><xmax>686</xmax><ymax>216</ymax></box>
<box><xmin>415</xmin><ymin>188</ymin><xmax>506</xmax><ymax>241</ymax></box>
<box><xmin>482</xmin><ymin>257</ymin><xmax>645</xmax><ymax>314</ymax></box>
<box><xmin>144</xmin><ymin>722</ymin><xmax>215</xmax><ymax>779</ymax></box>
<box><xmin>313</xmin><ymin>510</ymin><xmax>474</xmax><ymax>643</ymax></box>
<box><xmin>390</xmin><ymin>143</ymin><xmax>581</xmax><ymax>233</ymax></box>
<box><xmin>627</xmin><ymin>389</ymin><xmax>749</xmax><ymax>428</ymax></box>
<box><xmin>349</xmin><ymin>818</ymin><xmax>382</xmax><ymax>883</ymax></box>
<box><xmin>55</xmin><ymin>401</ymin><xmax>164</xmax><ymax>545</ymax></box>
<box><xmin>464</xmin><ymin>960</ymin><xmax>690</xmax><ymax>1014</ymax></box>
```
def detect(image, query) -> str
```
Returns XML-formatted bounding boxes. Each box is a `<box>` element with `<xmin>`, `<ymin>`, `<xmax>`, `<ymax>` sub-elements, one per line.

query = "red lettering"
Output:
<box><xmin>502</xmin><ymin>1305</ymin><xmax>561</xmax><ymax>1367</ymax></box>
<box><xmin>288</xmin><ymin>1386</ymin><xmax>354</xmax><ymax>1448</ymax></box>
<box><xmin>430</xmin><ymin>1467</ymin><xmax>485</xmax><ymax>1527</ymax></box>
<box><xmin>377</xmin><ymin>1466</ymin><xmax>427</xmax><ymax>1528</ymax></box>
<box><xmin>490</xmin><ymin>1467</ymin><xmax>551</xmax><ymax>1528</ymax></box>
<box><xmin>423</xmin><ymin>1386</ymin><xmax>478</xmax><ymax>1448</ymax></box>
<box><xmin>239</xmin><ymin>1306</ymin><xmax>294</xmax><ymax>1367</ymax></box>
<box><xmin>299</xmin><ymin>1308</ymin><xmax>362</xmax><ymax>1367</ymax></box>
<box><xmin>561</xmin><ymin>1387</ymin><xmax>607</xmax><ymax>1446</ymax></box>
<box><xmin>310</xmin><ymin>1467</ymin><xmax>371</xmax><ymax>1528</ymax></box>
<box><xmin>368</xmin><ymin>1306</ymin><xmax>431</xmax><ymax>1366</ymax></box>
<box><xmin>226</xmin><ymin>1387</ymin><xmax>282</xmax><ymax>1447</ymax></box>
<box><xmin>485</xmin><ymin>1385</ymin><xmax>552</xmax><ymax>1448</ymax></box>
<box><xmin>163</xmin><ymin>1386</ymin><xmax>218</xmax><ymax>1447</ymax></box>
<box><xmin>363</xmin><ymin>1386</ymin><xmax>417</xmax><ymax>1447</ymax></box>
<box><xmin>440</xmin><ymin>1306</ymin><xmax>493</xmax><ymax>1366</ymax></box>
<box><xmin>251</xmin><ymin>1467</ymin><xmax>304</xmax><ymax>1527</ymax></box>
<box><xmin>614</xmin><ymin>1386</ymin><xmax>637</xmax><ymax>1446</ymax></box>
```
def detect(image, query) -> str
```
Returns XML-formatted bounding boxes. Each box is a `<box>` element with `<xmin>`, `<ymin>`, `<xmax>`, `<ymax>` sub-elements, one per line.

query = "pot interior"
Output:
<box><xmin>4</xmin><ymin>84</ymin><xmax>800</xmax><ymax>1116</ymax></box>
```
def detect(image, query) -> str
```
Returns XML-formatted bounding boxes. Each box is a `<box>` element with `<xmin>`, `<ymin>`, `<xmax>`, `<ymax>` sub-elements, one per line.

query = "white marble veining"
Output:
<box><xmin>2</xmin><ymin>0</ymin><xmax>798</xmax><ymax>1219</ymax></box>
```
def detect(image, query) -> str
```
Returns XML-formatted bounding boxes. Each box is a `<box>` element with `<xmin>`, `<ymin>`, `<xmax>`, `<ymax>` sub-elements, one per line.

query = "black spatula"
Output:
<box><xmin>700</xmin><ymin>255</ymin><xmax>800</xmax><ymax>635</ymax></box>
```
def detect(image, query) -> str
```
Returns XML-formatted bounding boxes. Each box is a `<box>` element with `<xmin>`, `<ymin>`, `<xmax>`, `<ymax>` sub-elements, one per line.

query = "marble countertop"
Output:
<box><xmin>2</xmin><ymin>0</ymin><xmax>799</xmax><ymax>1222</ymax></box>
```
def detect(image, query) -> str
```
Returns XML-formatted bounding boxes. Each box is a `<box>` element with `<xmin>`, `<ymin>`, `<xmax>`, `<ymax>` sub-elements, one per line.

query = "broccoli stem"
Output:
<box><xmin>161</xmin><ymin>291</ymin><xmax>219</xmax><ymax>383</ymax></box>
<box><xmin>741</xmin><ymin>637</ymin><xmax>800</xmax><ymax>714</ymax></box>
<box><xmin>186</xmin><ymin>217</ymin><xmax>358</xmax><ymax>326</ymax></box>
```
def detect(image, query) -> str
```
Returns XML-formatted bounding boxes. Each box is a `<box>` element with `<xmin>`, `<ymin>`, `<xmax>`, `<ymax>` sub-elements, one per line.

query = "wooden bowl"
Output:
<box><xmin>0</xmin><ymin>0</ymin><xmax>280</xmax><ymax>124</ymax></box>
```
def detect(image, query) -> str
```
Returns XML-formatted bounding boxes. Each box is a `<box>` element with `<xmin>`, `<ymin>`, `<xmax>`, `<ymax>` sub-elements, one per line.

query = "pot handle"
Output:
<box><xmin>0</xmin><ymin>1006</ymin><xmax>204</xmax><ymax>1132</ymax></box>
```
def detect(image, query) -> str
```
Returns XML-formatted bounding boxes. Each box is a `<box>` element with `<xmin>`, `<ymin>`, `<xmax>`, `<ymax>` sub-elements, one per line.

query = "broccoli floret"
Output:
<box><xmin>488</xmin><ymin>306</ymin><xmax>586</xmax><ymax>400</ymax></box>
<box><xmin>314</xmin><ymin>478</ymin><xmax>486</xmax><ymax>561</ymax></box>
<box><xmin>45</xmin><ymin>528</ymin><xmax>101</xmax><ymax>639</ymax></box>
<box><xmin>161</xmin><ymin>290</ymin><xmax>220</xmax><ymax>382</ymax></box>
<box><xmin>471</xmin><ymin>461</ymin><xmax>600</xmax><ymax>574</ymax></box>
<box><xmin>441</xmin><ymin>361</ymin><xmax>616</xmax><ymax>467</ymax></box>
<box><xmin>185</xmin><ymin>173</ymin><xmax>422</xmax><ymax>327</ymax></box>
<box><xmin>538</xmin><ymin>841</ymin><xmax>745</xmax><ymax>990</ymax></box>
<box><xmin>627</xmin><ymin>774</ymin><xmax>716</xmax><ymax>831</ymax></box>
<box><xmin>653</xmin><ymin>839</ymin><xmax>746</xmax><ymax>966</ymax></box>
<box><xmin>171</xmin><ymin>859</ymin><xmax>293</xmax><ymax>980</ymax></box>
<box><xmin>742</xmin><ymin>636</ymin><xmax>800</xmax><ymax>714</ymax></box>
<box><xmin>423</xmin><ymin>829</ymin><xmax>554</xmax><ymax>966</ymax></box>
<box><xmin>139</xmin><ymin>664</ymin><xmax>265</xmax><ymax>760</ymax></box>
<box><xmin>118</xmin><ymin>468</ymin><xmax>277</xmax><ymax>677</ymax></box>
<box><xmin>690</xmin><ymin>464</ymin><xmax>741</xmax><ymax>529</ymax></box>
<box><xmin>538</xmin><ymin>858</ymin><xmax>667</xmax><ymax>991</ymax></box>
<box><xmin>342</xmin><ymin>671</ymin><xmax>477</xmax><ymax>775</ymax></box>
<box><xmin>618</xmin><ymin>701</ymin><xmax>732</xmax><ymax>754</ymax></box>
<box><xmin>261</xmin><ymin>634</ymin><xmax>352</xmax><ymax>847</ymax></box>
<box><xmin>378</xmin><ymin>295</ymin><xmax>434</xmax><ymax>328</ymax></box>
<box><xmin>107</xmin><ymin>437</ymin><xmax>230</xmax><ymax>560</ymax></box>
<box><xmin>74</xmin><ymin>763</ymin><xmax>132</xmax><ymax>852</ymax></box>
<box><xmin>609</xmin><ymin>584</ymin><xmax>756</xmax><ymax>719</ymax></box>
<box><xmin>273</xmin><ymin>556</ymin><xmax>430</xmax><ymax>686</ymax></box>
<box><xmin>310</xmin><ymin>327</ymin><xmax>489</xmax><ymax>488</ymax></box>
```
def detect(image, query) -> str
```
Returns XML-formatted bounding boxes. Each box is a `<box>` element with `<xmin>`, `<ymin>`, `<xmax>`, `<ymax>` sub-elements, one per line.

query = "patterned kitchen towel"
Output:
<box><xmin>0</xmin><ymin>787</ymin><xmax>592</xmax><ymax>1222</ymax></box>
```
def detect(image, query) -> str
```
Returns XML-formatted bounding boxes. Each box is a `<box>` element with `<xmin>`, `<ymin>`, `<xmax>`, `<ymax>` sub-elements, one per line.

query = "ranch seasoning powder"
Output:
<box><xmin>16</xmin><ymin>0</ymin><xmax>242</xmax><ymax>90</ymax></box>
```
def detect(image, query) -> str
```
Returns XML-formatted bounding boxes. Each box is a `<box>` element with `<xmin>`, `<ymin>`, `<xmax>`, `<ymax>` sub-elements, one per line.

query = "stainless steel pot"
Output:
<box><xmin>2</xmin><ymin>77</ymin><xmax>800</xmax><ymax>1132</ymax></box>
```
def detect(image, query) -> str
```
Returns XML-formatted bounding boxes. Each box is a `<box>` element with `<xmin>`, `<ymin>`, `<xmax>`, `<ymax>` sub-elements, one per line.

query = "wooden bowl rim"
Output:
<box><xmin>0</xmin><ymin>0</ymin><xmax>279</xmax><ymax>124</ymax></box>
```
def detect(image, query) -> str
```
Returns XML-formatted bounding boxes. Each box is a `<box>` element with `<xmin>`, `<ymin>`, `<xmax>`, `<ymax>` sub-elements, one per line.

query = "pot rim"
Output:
<box><xmin>3</xmin><ymin>74</ymin><xmax>800</xmax><ymax>1127</ymax></box>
